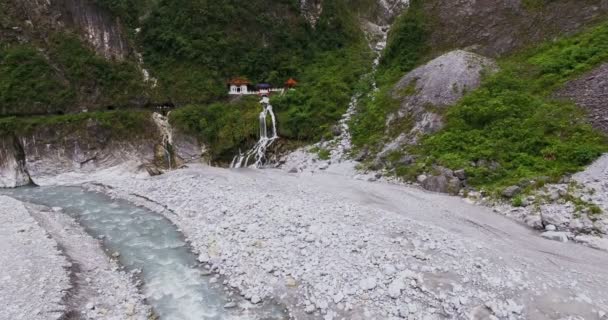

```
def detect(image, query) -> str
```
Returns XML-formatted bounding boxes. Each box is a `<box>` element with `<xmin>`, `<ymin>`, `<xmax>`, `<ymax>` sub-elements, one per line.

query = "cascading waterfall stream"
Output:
<box><xmin>152</xmin><ymin>112</ymin><xmax>175</xmax><ymax>169</ymax></box>
<box><xmin>231</xmin><ymin>97</ymin><xmax>278</xmax><ymax>168</ymax></box>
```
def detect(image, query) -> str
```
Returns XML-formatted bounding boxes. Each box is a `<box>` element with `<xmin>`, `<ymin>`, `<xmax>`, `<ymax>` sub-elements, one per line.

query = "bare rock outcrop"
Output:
<box><xmin>12</xmin><ymin>0</ymin><xmax>131</xmax><ymax>60</ymax></box>
<box><xmin>557</xmin><ymin>62</ymin><xmax>608</xmax><ymax>135</ymax></box>
<box><xmin>0</xmin><ymin>136</ymin><xmax>33</xmax><ymax>188</ymax></box>
<box><xmin>378</xmin><ymin>50</ymin><xmax>497</xmax><ymax>158</ymax></box>
<box><xmin>423</xmin><ymin>0</ymin><xmax>608</xmax><ymax>58</ymax></box>
<box><xmin>1</xmin><ymin>114</ymin><xmax>204</xmax><ymax>185</ymax></box>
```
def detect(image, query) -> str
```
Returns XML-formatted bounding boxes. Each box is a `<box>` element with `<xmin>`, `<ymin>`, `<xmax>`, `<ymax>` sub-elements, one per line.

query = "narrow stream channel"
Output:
<box><xmin>2</xmin><ymin>186</ymin><xmax>288</xmax><ymax>320</ymax></box>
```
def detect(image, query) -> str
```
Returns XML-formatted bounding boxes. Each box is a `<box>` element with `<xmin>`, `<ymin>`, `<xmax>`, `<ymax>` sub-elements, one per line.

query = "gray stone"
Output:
<box><xmin>448</xmin><ymin>177</ymin><xmax>463</xmax><ymax>195</ymax></box>
<box><xmin>422</xmin><ymin>175</ymin><xmax>449</xmax><ymax>193</ymax></box>
<box><xmin>524</xmin><ymin>215</ymin><xmax>543</xmax><ymax>230</ymax></box>
<box><xmin>454</xmin><ymin>169</ymin><xmax>467</xmax><ymax>180</ymax></box>
<box><xmin>544</xmin><ymin>224</ymin><xmax>557</xmax><ymax>232</ymax></box>
<box><xmin>541</xmin><ymin>209</ymin><xmax>571</xmax><ymax>229</ymax></box>
<box><xmin>387</xmin><ymin>279</ymin><xmax>404</xmax><ymax>298</ymax></box>
<box><xmin>501</xmin><ymin>186</ymin><xmax>521</xmax><ymax>198</ymax></box>
<box><xmin>541</xmin><ymin>231</ymin><xmax>569</xmax><ymax>243</ymax></box>
<box><xmin>354</xmin><ymin>149</ymin><xmax>369</xmax><ymax>162</ymax></box>
<box><xmin>417</xmin><ymin>175</ymin><xmax>428</xmax><ymax>184</ymax></box>
<box><xmin>288</xmin><ymin>167</ymin><xmax>299</xmax><ymax>173</ymax></box>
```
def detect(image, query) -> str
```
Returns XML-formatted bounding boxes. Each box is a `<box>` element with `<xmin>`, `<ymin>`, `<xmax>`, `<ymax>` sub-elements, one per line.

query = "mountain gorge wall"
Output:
<box><xmin>8</xmin><ymin>0</ymin><xmax>132</xmax><ymax>60</ymax></box>
<box><xmin>0</xmin><ymin>114</ymin><xmax>203</xmax><ymax>188</ymax></box>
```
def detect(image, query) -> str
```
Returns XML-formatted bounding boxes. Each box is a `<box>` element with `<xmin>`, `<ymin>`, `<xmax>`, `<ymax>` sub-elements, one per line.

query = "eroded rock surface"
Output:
<box><xmin>0</xmin><ymin>136</ymin><xmax>33</xmax><ymax>188</ymax></box>
<box><xmin>558</xmin><ymin>62</ymin><xmax>608</xmax><ymax>135</ymax></box>
<box><xmin>379</xmin><ymin>50</ymin><xmax>497</xmax><ymax>158</ymax></box>
<box><xmin>424</xmin><ymin>0</ymin><xmax>608</xmax><ymax>57</ymax></box>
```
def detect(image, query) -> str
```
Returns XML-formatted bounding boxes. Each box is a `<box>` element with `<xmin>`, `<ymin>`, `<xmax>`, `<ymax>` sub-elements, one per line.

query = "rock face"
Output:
<box><xmin>557</xmin><ymin>63</ymin><xmax>608</xmax><ymax>135</ymax></box>
<box><xmin>424</xmin><ymin>0</ymin><xmax>608</xmax><ymax>58</ymax></box>
<box><xmin>0</xmin><ymin>114</ymin><xmax>203</xmax><ymax>185</ymax></box>
<box><xmin>379</xmin><ymin>50</ymin><xmax>497</xmax><ymax>157</ymax></box>
<box><xmin>13</xmin><ymin>0</ymin><xmax>131</xmax><ymax>60</ymax></box>
<box><xmin>0</xmin><ymin>136</ymin><xmax>33</xmax><ymax>188</ymax></box>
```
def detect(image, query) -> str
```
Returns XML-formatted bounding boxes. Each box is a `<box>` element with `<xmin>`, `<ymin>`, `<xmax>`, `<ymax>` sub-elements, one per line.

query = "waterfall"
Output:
<box><xmin>152</xmin><ymin>112</ymin><xmax>175</xmax><ymax>169</ymax></box>
<box><xmin>231</xmin><ymin>97</ymin><xmax>278</xmax><ymax>168</ymax></box>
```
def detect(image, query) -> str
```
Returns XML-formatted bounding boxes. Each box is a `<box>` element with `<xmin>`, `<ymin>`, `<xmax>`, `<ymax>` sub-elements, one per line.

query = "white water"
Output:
<box><xmin>231</xmin><ymin>98</ymin><xmax>278</xmax><ymax>168</ymax></box>
<box><xmin>152</xmin><ymin>112</ymin><xmax>175</xmax><ymax>169</ymax></box>
<box><xmin>2</xmin><ymin>186</ymin><xmax>288</xmax><ymax>320</ymax></box>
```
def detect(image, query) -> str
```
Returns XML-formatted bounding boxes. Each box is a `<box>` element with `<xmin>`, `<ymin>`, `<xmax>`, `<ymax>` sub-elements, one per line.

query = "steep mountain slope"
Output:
<box><xmin>351</xmin><ymin>0</ymin><xmax>608</xmax><ymax>193</ymax></box>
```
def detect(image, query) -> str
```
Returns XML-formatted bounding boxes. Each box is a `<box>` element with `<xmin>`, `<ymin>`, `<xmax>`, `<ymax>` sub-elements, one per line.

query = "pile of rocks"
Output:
<box><xmin>486</xmin><ymin>155</ymin><xmax>608</xmax><ymax>248</ymax></box>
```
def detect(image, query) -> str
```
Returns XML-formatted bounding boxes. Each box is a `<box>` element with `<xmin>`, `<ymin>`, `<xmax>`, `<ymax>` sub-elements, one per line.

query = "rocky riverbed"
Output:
<box><xmin>0</xmin><ymin>195</ymin><xmax>151</xmax><ymax>320</ymax></box>
<box><xmin>34</xmin><ymin>163</ymin><xmax>608</xmax><ymax>320</ymax></box>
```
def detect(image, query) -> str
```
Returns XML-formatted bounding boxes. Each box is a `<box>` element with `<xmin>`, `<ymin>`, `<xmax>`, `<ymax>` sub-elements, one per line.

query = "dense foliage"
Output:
<box><xmin>0</xmin><ymin>46</ymin><xmax>72</xmax><ymax>115</ymax></box>
<box><xmin>0</xmin><ymin>33</ymin><xmax>145</xmax><ymax>115</ymax></box>
<box><xmin>0</xmin><ymin>110</ymin><xmax>153</xmax><ymax>138</ymax></box>
<box><xmin>169</xmin><ymin>98</ymin><xmax>262</xmax><ymax>160</ymax></box>
<box><xmin>412</xmin><ymin>23</ymin><xmax>608</xmax><ymax>190</ymax></box>
<box><xmin>137</xmin><ymin>0</ymin><xmax>312</xmax><ymax>104</ymax></box>
<box><xmin>163</xmin><ymin>0</ymin><xmax>373</xmax><ymax>153</ymax></box>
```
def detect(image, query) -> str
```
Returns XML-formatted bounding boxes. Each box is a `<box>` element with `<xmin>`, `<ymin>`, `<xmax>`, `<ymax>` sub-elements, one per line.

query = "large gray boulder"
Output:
<box><xmin>378</xmin><ymin>50</ymin><xmax>497</xmax><ymax>158</ymax></box>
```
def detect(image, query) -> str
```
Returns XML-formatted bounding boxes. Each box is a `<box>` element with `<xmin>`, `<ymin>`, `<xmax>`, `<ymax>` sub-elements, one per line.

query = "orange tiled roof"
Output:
<box><xmin>228</xmin><ymin>77</ymin><xmax>251</xmax><ymax>86</ymax></box>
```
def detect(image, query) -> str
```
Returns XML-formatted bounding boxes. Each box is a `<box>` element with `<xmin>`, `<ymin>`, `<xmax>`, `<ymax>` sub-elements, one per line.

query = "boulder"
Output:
<box><xmin>447</xmin><ymin>177</ymin><xmax>463</xmax><ymax>195</ymax></box>
<box><xmin>454</xmin><ymin>169</ymin><xmax>467</xmax><ymax>180</ymax></box>
<box><xmin>541</xmin><ymin>231</ymin><xmax>569</xmax><ymax>243</ymax></box>
<box><xmin>524</xmin><ymin>215</ymin><xmax>543</xmax><ymax>230</ymax></box>
<box><xmin>501</xmin><ymin>186</ymin><xmax>521</xmax><ymax>198</ymax></box>
<box><xmin>541</xmin><ymin>209</ymin><xmax>572</xmax><ymax>230</ymax></box>
<box><xmin>422</xmin><ymin>175</ymin><xmax>449</xmax><ymax>193</ymax></box>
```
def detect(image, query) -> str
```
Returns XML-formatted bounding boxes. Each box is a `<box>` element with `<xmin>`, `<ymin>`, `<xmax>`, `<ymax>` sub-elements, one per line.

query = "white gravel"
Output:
<box><xmin>45</xmin><ymin>164</ymin><xmax>608</xmax><ymax>319</ymax></box>
<box><xmin>0</xmin><ymin>196</ymin><xmax>71</xmax><ymax>320</ymax></box>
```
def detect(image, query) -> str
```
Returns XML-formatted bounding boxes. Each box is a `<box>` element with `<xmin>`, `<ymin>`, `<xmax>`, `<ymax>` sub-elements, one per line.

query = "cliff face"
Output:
<box><xmin>0</xmin><ymin>114</ymin><xmax>203</xmax><ymax>187</ymax></box>
<box><xmin>9</xmin><ymin>0</ymin><xmax>131</xmax><ymax>60</ymax></box>
<box><xmin>0</xmin><ymin>136</ymin><xmax>33</xmax><ymax>188</ymax></box>
<box><xmin>423</xmin><ymin>0</ymin><xmax>608</xmax><ymax>57</ymax></box>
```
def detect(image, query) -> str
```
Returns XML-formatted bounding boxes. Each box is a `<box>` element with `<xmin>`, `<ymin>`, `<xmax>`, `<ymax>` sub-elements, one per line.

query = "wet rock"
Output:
<box><xmin>288</xmin><ymin>167</ymin><xmax>299</xmax><ymax>173</ymax></box>
<box><xmin>501</xmin><ymin>186</ymin><xmax>521</xmax><ymax>198</ymax></box>
<box><xmin>223</xmin><ymin>302</ymin><xmax>237</xmax><ymax>309</ymax></box>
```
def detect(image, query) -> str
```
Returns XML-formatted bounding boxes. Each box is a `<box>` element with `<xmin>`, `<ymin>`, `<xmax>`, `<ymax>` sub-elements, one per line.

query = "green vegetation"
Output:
<box><xmin>0</xmin><ymin>110</ymin><xmax>153</xmax><ymax>138</ymax></box>
<box><xmin>272</xmin><ymin>46</ymin><xmax>372</xmax><ymax>140</ymax></box>
<box><xmin>138</xmin><ymin>0</ymin><xmax>312</xmax><ymax>104</ymax></box>
<box><xmin>351</xmin><ymin>7</ymin><xmax>608</xmax><ymax>192</ymax></box>
<box><xmin>351</xmin><ymin>0</ymin><xmax>429</xmax><ymax>149</ymax></box>
<box><xmin>169</xmin><ymin>97</ymin><xmax>262</xmax><ymax>160</ymax></box>
<box><xmin>0</xmin><ymin>45</ymin><xmax>72</xmax><ymax>115</ymax></box>
<box><xmin>410</xmin><ymin>22</ymin><xmax>608</xmax><ymax>191</ymax></box>
<box><xmin>47</xmin><ymin>33</ymin><xmax>146</xmax><ymax>107</ymax></box>
<box><xmin>162</xmin><ymin>0</ymin><xmax>373</xmax><ymax>151</ymax></box>
<box><xmin>0</xmin><ymin>33</ymin><xmax>146</xmax><ymax>115</ymax></box>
